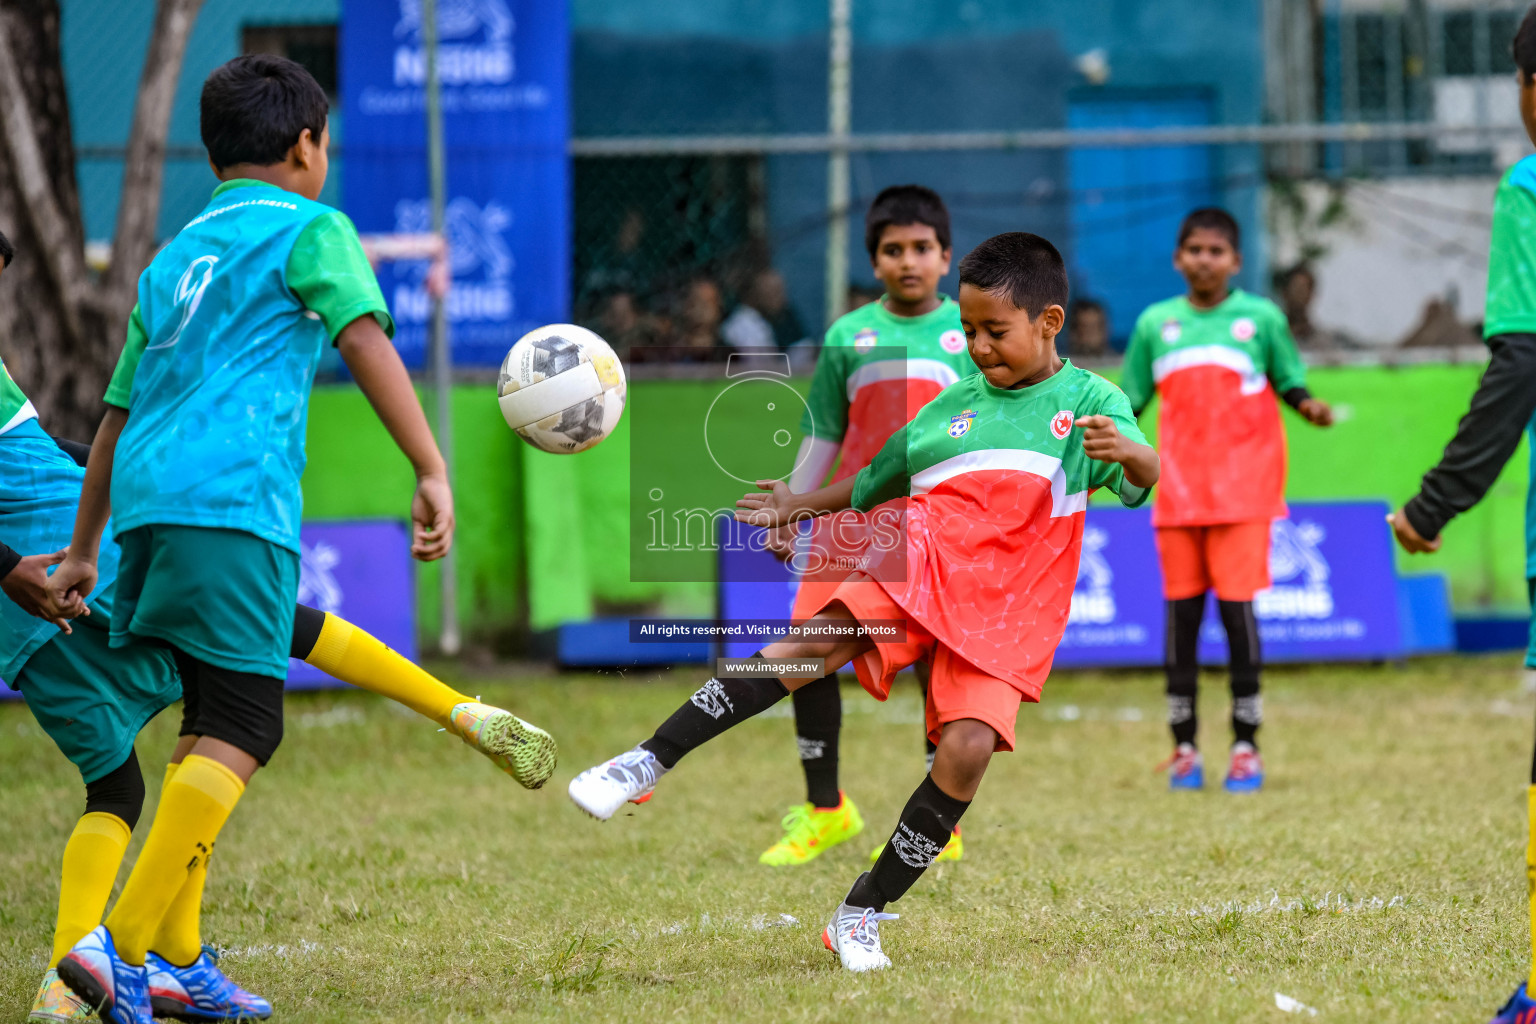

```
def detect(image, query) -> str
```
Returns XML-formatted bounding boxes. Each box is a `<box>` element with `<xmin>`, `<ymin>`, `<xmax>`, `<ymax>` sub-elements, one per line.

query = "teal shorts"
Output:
<box><xmin>15</xmin><ymin>612</ymin><xmax>180</xmax><ymax>783</ymax></box>
<box><xmin>112</xmin><ymin>525</ymin><xmax>298</xmax><ymax>680</ymax></box>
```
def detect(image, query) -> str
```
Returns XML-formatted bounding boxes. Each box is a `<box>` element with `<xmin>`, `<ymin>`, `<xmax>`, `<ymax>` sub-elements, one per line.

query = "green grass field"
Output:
<box><xmin>2</xmin><ymin>657</ymin><xmax>1533</xmax><ymax>1022</ymax></box>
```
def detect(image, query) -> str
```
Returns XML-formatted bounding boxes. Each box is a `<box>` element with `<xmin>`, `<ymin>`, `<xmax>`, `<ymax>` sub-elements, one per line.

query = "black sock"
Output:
<box><xmin>791</xmin><ymin>672</ymin><xmax>842</xmax><ymax>808</ymax></box>
<box><xmin>640</xmin><ymin>656</ymin><xmax>789</xmax><ymax>769</ymax></box>
<box><xmin>846</xmin><ymin>775</ymin><xmax>970</xmax><ymax>911</ymax></box>
<box><xmin>1219</xmin><ymin>599</ymin><xmax>1262</xmax><ymax>749</ymax></box>
<box><xmin>1165</xmin><ymin>596</ymin><xmax>1204</xmax><ymax>748</ymax></box>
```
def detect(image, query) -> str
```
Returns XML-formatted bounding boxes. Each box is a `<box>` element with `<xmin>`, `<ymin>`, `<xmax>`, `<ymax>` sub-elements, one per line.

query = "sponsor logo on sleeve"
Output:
<box><xmin>1050</xmin><ymin>409</ymin><xmax>1075</xmax><ymax>440</ymax></box>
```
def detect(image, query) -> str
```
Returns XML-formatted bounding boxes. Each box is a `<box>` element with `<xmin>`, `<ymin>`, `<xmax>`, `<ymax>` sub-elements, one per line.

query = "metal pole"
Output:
<box><xmin>824</xmin><ymin>0</ymin><xmax>851</xmax><ymax>328</ymax></box>
<box><xmin>423</xmin><ymin>0</ymin><xmax>461</xmax><ymax>656</ymax></box>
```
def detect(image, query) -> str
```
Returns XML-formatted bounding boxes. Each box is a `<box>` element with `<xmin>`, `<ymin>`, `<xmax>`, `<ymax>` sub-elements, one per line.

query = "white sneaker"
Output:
<box><xmin>822</xmin><ymin>901</ymin><xmax>899</xmax><ymax>971</ymax></box>
<box><xmin>568</xmin><ymin>747</ymin><xmax>669</xmax><ymax>820</ymax></box>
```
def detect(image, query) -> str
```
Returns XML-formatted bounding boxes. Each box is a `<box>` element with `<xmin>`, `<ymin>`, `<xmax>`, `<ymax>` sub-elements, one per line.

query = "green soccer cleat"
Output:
<box><xmin>448</xmin><ymin>701</ymin><xmax>558</xmax><ymax>790</ymax></box>
<box><xmin>759</xmin><ymin>793</ymin><xmax>865</xmax><ymax>865</ymax></box>
<box><xmin>29</xmin><ymin>969</ymin><xmax>92</xmax><ymax>1023</ymax></box>
<box><xmin>870</xmin><ymin>826</ymin><xmax>963</xmax><ymax>864</ymax></box>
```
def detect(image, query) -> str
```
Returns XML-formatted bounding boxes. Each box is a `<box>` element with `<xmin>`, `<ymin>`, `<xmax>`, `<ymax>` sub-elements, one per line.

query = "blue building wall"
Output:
<box><xmin>61</xmin><ymin>0</ymin><xmax>1267</xmax><ymax>335</ymax></box>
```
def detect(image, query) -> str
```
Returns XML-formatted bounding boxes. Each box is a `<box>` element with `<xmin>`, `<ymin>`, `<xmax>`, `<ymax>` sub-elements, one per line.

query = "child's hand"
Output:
<box><xmin>43</xmin><ymin>553</ymin><xmax>98</xmax><ymax>622</ymax></box>
<box><xmin>1076</xmin><ymin>415</ymin><xmax>1134</xmax><ymax>463</ymax></box>
<box><xmin>2</xmin><ymin>549</ymin><xmax>74</xmax><ymax>632</ymax></box>
<box><xmin>1387</xmin><ymin>508</ymin><xmax>1440</xmax><ymax>554</ymax></box>
<box><xmin>1298</xmin><ymin>398</ymin><xmax>1334</xmax><ymax>427</ymax></box>
<box><xmin>736</xmin><ymin>479</ymin><xmax>796</xmax><ymax>529</ymax></box>
<box><xmin>411</xmin><ymin>472</ymin><xmax>455</xmax><ymax>561</ymax></box>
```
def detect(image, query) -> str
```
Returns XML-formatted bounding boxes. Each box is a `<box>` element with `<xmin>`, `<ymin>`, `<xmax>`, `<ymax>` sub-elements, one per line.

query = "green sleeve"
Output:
<box><xmin>287</xmin><ymin>211</ymin><xmax>395</xmax><ymax>342</ymax></box>
<box><xmin>1119</xmin><ymin>314</ymin><xmax>1156</xmax><ymax>414</ymax></box>
<box><xmin>851</xmin><ymin>425</ymin><xmax>910</xmax><ymax>510</ymax></box>
<box><xmin>104</xmin><ymin>304</ymin><xmax>149</xmax><ymax>409</ymax></box>
<box><xmin>1484</xmin><ymin>173</ymin><xmax>1536</xmax><ymax>337</ymax></box>
<box><xmin>1086</xmin><ymin>385</ymin><xmax>1152</xmax><ymax>508</ymax></box>
<box><xmin>799</xmin><ymin>342</ymin><xmax>847</xmax><ymax>443</ymax></box>
<box><xmin>1262</xmin><ymin>305</ymin><xmax>1308</xmax><ymax>393</ymax></box>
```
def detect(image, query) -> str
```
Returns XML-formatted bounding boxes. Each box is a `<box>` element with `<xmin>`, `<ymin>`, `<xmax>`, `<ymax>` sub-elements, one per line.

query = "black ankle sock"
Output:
<box><xmin>640</xmin><ymin>655</ymin><xmax>788</xmax><ymax>769</ymax></box>
<box><xmin>1219</xmin><ymin>599</ymin><xmax>1263</xmax><ymax>749</ymax></box>
<box><xmin>848</xmin><ymin>775</ymin><xmax>970</xmax><ymax>911</ymax></box>
<box><xmin>791</xmin><ymin>672</ymin><xmax>842</xmax><ymax>808</ymax></box>
<box><xmin>1165</xmin><ymin>596</ymin><xmax>1204</xmax><ymax>748</ymax></box>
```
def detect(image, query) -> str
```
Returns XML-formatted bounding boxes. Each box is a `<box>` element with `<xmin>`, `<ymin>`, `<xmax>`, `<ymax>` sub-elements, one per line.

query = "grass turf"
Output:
<box><xmin>1</xmin><ymin>656</ymin><xmax>1532</xmax><ymax>1022</ymax></box>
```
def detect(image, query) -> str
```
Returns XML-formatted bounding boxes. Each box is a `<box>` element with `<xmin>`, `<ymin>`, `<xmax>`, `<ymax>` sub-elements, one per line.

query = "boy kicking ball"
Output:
<box><xmin>570</xmin><ymin>232</ymin><xmax>1158</xmax><ymax>970</ymax></box>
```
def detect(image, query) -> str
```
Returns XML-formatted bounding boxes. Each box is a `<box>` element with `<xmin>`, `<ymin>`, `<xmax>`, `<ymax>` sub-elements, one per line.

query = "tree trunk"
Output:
<box><xmin>0</xmin><ymin>0</ymin><xmax>203</xmax><ymax>440</ymax></box>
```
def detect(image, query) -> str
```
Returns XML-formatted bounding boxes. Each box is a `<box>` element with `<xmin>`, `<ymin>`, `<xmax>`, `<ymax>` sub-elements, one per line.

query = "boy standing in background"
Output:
<box><xmin>1121</xmin><ymin>208</ymin><xmax>1332</xmax><ymax>793</ymax></box>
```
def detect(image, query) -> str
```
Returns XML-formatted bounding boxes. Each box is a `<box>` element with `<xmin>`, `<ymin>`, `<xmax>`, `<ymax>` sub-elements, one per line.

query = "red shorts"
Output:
<box><xmin>811</xmin><ymin>576</ymin><xmax>1029</xmax><ymax>752</ymax></box>
<box><xmin>1154</xmin><ymin>521</ymin><xmax>1273</xmax><ymax>601</ymax></box>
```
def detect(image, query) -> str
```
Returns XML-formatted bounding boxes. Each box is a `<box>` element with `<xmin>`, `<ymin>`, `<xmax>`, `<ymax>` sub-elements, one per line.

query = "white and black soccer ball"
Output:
<box><xmin>496</xmin><ymin>324</ymin><xmax>626</xmax><ymax>454</ymax></box>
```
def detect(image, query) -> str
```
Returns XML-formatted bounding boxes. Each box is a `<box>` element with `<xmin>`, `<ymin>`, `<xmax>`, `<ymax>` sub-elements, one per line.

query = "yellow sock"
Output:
<box><xmin>307</xmin><ymin>612</ymin><xmax>468</xmax><ymax>726</ymax></box>
<box><xmin>50</xmin><ymin>812</ymin><xmax>131</xmax><ymax>967</ymax></box>
<box><xmin>149</xmin><ymin>762</ymin><xmax>208</xmax><ymax>967</ymax></box>
<box><xmin>1527</xmin><ymin>785</ymin><xmax>1536</xmax><ymax>991</ymax></box>
<box><xmin>103</xmin><ymin>755</ymin><xmax>243</xmax><ymax>965</ymax></box>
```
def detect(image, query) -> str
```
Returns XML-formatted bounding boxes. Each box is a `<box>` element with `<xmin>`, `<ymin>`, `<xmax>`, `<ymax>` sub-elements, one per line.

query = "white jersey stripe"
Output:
<box><xmin>0</xmin><ymin>398</ymin><xmax>39</xmax><ymax>437</ymax></box>
<box><xmin>845</xmin><ymin>358</ymin><xmax>961</xmax><ymax>403</ymax></box>
<box><xmin>1151</xmin><ymin>345</ymin><xmax>1268</xmax><ymax>395</ymax></box>
<box><xmin>910</xmin><ymin>448</ymin><xmax>1088</xmax><ymax>518</ymax></box>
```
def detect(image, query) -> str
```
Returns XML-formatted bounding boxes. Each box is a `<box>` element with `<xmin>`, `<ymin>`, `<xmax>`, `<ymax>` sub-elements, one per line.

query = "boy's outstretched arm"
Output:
<box><xmin>735</xmin><ymin>476</ymin><xmax>860</xmax><ymax>528</ymax></box>
<box><xmin>1077</xmin><ymin>414</ymin><xmax>1160</xmax><ymax>489</ymax></box>
<box><xmin>46</xmin><ymin>407</ymin><xmax>128</xmax><ymax>618</ymax></box>
<box><xmin>336</xmin><ymin>315</ymin><xmax>455</xmax><ymax>562</ymax></box>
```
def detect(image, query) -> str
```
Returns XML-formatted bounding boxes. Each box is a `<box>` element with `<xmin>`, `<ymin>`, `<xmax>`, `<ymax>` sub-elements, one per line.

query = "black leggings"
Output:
<box><xmin>173</xmin><ymin>649</ymin><xmax>285</xmax><ymax>766</ymax></box>
<box><xmin>85</xmin><ymin>748</ymin><xmax>146</xmax><ymax>829</ymax></box>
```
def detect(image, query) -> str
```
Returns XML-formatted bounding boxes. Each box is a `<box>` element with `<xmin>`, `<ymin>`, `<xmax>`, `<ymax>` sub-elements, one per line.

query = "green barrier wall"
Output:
<box><xmin>301</xmin><ymin>361</ymin><xmax>1529</xmax><ymax>649</ymax></box>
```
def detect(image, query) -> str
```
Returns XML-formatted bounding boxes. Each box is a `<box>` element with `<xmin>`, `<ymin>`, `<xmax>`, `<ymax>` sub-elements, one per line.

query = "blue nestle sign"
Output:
<box><xmin>718</xmin><ymin>502</ymin><xmax>1406</xmax><ymax>667</ymax></box>
<box><xmin>340</xmin><ymin>0</ymin><xmax>570</xmax><ymax>367</ymax></box>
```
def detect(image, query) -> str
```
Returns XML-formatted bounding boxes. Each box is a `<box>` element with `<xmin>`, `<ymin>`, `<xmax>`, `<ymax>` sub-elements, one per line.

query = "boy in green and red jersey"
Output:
<box><xmin>758</xmin><ymin>185</ymin><xmax>976</xmax><ymax>867</ymax></box>
<box><xmin>1122</xmin><ymin>208</ymin><xmax>1332</xmax><ymax>793</ymax></box>
<box><xmin>570</xmin><ymin>233</ymin><xmax>1159</xmax><ymax>972</ymax></box>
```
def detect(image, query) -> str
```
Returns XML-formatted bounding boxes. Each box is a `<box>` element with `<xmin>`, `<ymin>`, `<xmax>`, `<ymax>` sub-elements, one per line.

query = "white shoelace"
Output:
<box><xmin>603</xmin><ymin>748</ymin><xmax>666</xmax><ymax>792</ymax></box>
<box><xmin>847</xmin><ymin>908</ymin><xmax>899</xmax><ymax>950</ymax></box>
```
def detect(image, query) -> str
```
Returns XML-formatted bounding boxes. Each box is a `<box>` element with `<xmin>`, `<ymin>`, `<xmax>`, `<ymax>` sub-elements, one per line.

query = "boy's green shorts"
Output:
<box><xmin>111</xmin><ymin>524</ymin><xmax>298</xmax><ymax>680</ymax></box>
<box><xmin>15</xmin><ymin>613</ymin><xmax>179</xmax><ymax>784</ymax></box>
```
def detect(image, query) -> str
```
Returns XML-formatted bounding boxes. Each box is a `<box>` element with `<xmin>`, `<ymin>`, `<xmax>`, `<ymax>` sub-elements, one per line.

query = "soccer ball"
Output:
<box><xmin>496</xmin><ymin>324</ymin><xmax>626</xmax><ymax>454</ymax></box>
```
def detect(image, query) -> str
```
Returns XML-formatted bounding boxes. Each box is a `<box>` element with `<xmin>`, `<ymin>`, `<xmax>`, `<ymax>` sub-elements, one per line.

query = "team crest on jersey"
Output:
<box><xmin>948</xmin><ymin>409</ymin><xmax>977</xmax><ymax>438</ymax></box>
<box><xmin>853</xmin><ymin>328</ymin><xmax>879</xmax><ymax>352</ymax></box>
<box><xmin>938</xmin><ymin>329</ymin><xmax>967</xmax><ymax>354</ymax></box>
<box><xmin>1050</xmin><ymin>409</ymin><xmax>1075</xmax><ymax>440</ymax></box>
<box><xmin>1161</xmin><ymin>319</ymin><xmax>1182</xmax><ymax>343</ymax></box>
<box><xmin>1231</xmin><ymin>317</ymin><xmax>1256</xmax><ymax>341</ymax></box>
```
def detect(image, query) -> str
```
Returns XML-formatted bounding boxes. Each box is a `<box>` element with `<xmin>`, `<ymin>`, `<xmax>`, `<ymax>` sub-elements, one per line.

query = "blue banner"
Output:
<box><xmin>717</xmin><ymin>502</ymin><xmax>1407</xmax><ymax>668</ymax></box>
<box><xmin>340</xmin><ymin>0</ymin><xmax>570</xmax><ymax>367</ymax></box>
<box><xmin>288</xmin><ymin>520</ymin><xmax>418</xmax><ymax>688</ymax></box>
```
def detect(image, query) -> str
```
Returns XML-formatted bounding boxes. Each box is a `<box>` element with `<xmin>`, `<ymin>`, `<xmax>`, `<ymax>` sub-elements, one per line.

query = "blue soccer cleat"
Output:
<box><xmin>1490</xmin><ymin>982</ymin><xmax>1536</xmax><ymax>1023</ymax></box>
<box><xmin>146</xmin><ymin>946</ymin><xmax>272</xmax><ymax>1022</ymax></box>
<box><xmin>1224</xmin><ymin>743</ymin><xmax>1265</xmax><ymax>793</ymax></box>
<box><xmin>55</xmin><ymin>925</ymin><xmax>152</xmax><ymax>1024</ymax></box>
<box><xmin>1165</xmin><ymin>744</ymin><xmax>1204</xmax><ymax>790</ymax></box>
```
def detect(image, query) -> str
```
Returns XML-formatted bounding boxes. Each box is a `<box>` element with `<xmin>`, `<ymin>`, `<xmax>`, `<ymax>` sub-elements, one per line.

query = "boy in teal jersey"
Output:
<box><xmin>39</xmin><ymin>56</ymin><xmax>457</xmax><ymax>1024</ymax></box>
<box><xmin>760</xmin><ymin>185</ymin><xmax>974</xmax><ymax>868</ymax></box>
<box><xmin>1387</xmin><ymin>10</ymin><xmax>1536</xmax><ymax>1020</ymax></box>
<box><xmin>1122</xmin><ymin>208</ymin><xmax>1331</xmax><ymax>793</ymax></box>
<box><xmin>571</xmin><ymin>233</ymin><xmax>1158</xmax><ymax>971</ymax></box>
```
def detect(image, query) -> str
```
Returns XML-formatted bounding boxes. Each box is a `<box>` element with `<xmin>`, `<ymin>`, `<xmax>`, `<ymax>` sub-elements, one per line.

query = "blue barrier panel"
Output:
<box><xmin>717</xmin><ymin>502</ymin><xmax>1408</xmax><ymax>669</ymax></box>
<box><xmin>288</xmin><ymin>521</ymin><xmax>418</xmax><ymax>688</ymax></box>
<box><xmin>1399</xmin><ymin>574</ymin><xmax>1455</xmax><ymax>656</ymax></box>
<box><xmin>1453</xmin><ymin>617</ymin><xmax>1531</xmax><ymax>654</ymax></box>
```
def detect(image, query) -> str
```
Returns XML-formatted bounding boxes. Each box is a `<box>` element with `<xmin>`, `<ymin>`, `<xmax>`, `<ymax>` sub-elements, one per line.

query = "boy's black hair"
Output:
<box><xmin>1515</xmin><ymin>5</ymin><xmax>1536</xmax><ymax>81</ymax></box>
<box><xmin>201</xmin><ymin>54</ymin><xmax>329</xmax><ymax>171</ymax></box>
<box><xmin>957</xmin><ymin>232</ymin><xmax>1069</xmax><ymax>318</ymax></box>
<box><xmin>1177</xmin><ymin>207</ymin><xmax>1241</xmax><ymax>250</ymax></box>
<box><xmin>0</xmin><ymin>229</ymin><xmax>12</xmax><ymax>268</ymax></box>
<box><xmin>864</xmin><ymin>185</ymin><xmax>951</xmax><ymax>257</ymax></box>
